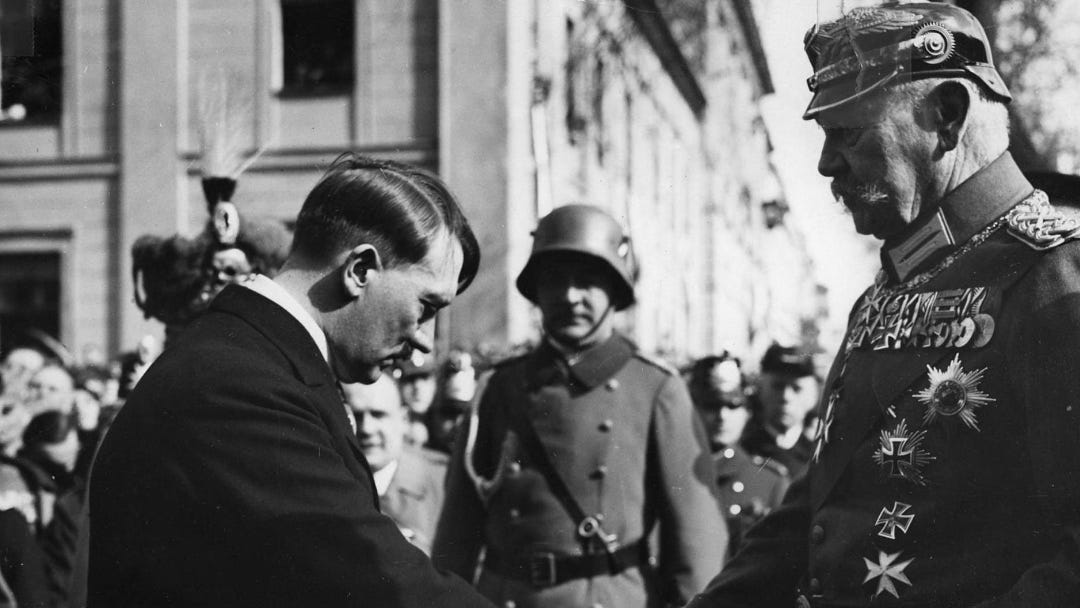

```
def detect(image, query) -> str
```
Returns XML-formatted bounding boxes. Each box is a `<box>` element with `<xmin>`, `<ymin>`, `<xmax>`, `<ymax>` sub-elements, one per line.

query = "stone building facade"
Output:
<box><xmin>0</xmin><ymin>0</ymin><xmax>818</xmax><ymax>365</ymax></box>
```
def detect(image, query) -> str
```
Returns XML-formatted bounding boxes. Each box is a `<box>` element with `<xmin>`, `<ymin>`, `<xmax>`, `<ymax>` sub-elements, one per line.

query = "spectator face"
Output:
<box><xmin>534</xmin><ymin>256</ymin><xmax>617</xmax><ymax>350</ymax></box>
<box><xmin>342</xmin><ymin>375</ymin><xmax>407</xmax><ymax>472</ymax></box>
<box><xmin>1</xmin><ymin>348</ymin><xmax>45</xmax><ymax>397</ymax></box>
<box><xmin>400</xmin><ymin>374</ymin><xmax>437</xmax><ymax>416</ymax></box>
<box><xmin>697</xmin><ymin>360</ymin><xmax>749</xmax><ymax>448</ymax></box>
<box><xmin>327</xmin><ymin>232</ymin><xmax>463</xmax><ymax>385</ymax></box>
<box><xmin>26</xmin><ymin>365</ymin><xmax>76</xmax><ymax>416</ymax></box>
<box><xmin>758</xmin><ymin>372</ymin><xmax>820</xmax><ymax>433</ymax></box>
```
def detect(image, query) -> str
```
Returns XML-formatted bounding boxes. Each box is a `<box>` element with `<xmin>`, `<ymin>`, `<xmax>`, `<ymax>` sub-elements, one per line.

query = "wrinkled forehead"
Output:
<box><xmin>813</xmin><ymin>87</ymin><xmax>902</xmax><ymax>128</ymax></box>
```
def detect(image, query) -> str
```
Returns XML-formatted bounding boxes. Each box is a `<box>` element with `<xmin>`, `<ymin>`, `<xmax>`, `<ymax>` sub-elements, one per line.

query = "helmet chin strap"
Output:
<box><xmin>545</xmin><ymin>302</ymin><xmax>615</xmax><ymax>352</ymax></box>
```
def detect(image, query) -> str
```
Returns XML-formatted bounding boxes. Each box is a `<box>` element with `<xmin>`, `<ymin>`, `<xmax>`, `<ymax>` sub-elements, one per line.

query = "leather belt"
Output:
<box><xmin>484</xmin><ymin>539</ymin><xmax>648</xmax><ymax>588</ymax></box>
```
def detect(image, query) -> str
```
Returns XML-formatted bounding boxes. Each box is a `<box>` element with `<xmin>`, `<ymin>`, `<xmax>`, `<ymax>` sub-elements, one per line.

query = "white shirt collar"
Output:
<box><xmin>372</xmin><ymin>459</ymin><xmax>398</xmax><ymax>497</ymax></box>
<box><xmin>241</xmin><ymin>274</ymin><xmax>329</xmax><ymax>363</ymax></box>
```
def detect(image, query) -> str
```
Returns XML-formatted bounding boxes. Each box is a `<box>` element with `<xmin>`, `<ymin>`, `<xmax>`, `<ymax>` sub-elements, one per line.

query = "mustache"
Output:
<box><xmin>831</xmin><ymin>180</ymin><xmax>890</xmax><ymax>207</ymax></box>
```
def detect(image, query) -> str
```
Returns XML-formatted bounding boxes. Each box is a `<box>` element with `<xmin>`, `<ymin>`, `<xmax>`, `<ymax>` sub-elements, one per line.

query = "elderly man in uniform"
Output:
<box><xmin>689</xmin><ymin>3</ymin><xmax>1080</xmax><ymax>607</ymax></box>
<box><xmin>433</xmin><ymin>204</ymin><xmax>727</xmax><ymax>607</ymax></box>
<box><xmin>689</xmin><ymin>354</ymin><xmax>789</xmax><ymax>558</ymax></box>
<box><xmin>89</xmin><ymin>155</ymin><xmax>495</xmax><ymax>608</ymax></box>
<box><xmin>740</xmin><ymin>344</ymin><xmax>820</xmax><ymax>477</ymax></box>
<box><xmin>341</xmin><ymin>374</ymin><xmax>447</xmax><ymax>556</ymax></box>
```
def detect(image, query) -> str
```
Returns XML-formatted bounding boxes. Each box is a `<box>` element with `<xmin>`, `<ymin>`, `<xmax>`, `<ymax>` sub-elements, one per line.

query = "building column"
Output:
<box><xmin>115</xmin><ymin>0</ymin><xmax>185</xmax><ymax>351</ymax></box>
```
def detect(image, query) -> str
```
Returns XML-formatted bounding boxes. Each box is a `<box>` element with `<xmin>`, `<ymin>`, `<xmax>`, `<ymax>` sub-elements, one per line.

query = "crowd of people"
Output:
<box><xmin>4</xmin><ymin>2</ymin><xmax>1080</xmax><ymax>606</ymax></box>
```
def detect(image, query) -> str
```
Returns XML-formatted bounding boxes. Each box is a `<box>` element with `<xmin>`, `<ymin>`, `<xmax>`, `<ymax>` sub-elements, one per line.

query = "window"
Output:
<box><xmin>0</xmin><ymin>0</ymin><xmax>62</xmax><ymax>123</ymax></box>
<box><xmin>0</xmin><ymin>251</ymin><xmax>60</xmax><ymax>347</ymax></box>
<box><xmin>279</xmin><ymin>0</ymin><xmax>354</xmax><ymax>96</ymax></box>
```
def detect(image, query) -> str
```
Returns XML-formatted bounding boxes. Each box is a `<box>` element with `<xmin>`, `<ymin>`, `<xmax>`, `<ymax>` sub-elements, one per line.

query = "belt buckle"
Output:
<box><xmin>527</xmin><ymin>552</ymin><xmax>557</xmax><ymax>587</ymax></box>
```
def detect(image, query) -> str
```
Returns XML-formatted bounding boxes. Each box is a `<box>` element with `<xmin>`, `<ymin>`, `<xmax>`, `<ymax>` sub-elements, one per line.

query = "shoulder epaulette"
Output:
<box><xmin>1006</xmin><ymin>190</ymin><xmax>1080</xmax><ymax>251</ymax></box>
<box><xmin>751</xmin><ymin>454</ymin><xmax>790</xmax><ymax>478</ymax></box>
<box><xmin>633</xmin><ymin>352</ymin><xmax>679</xmax><ymax>376</ymax></box>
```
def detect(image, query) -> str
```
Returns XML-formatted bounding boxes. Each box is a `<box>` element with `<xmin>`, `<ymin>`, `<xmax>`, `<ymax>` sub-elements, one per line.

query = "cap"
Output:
<box><xmin>516</xmin><ymin>204</ymin><xmax>637</xmax><ymax>310</ymax></box>
<box><xmin>760</xmin><ymin>344</ymin><xmax>816</xmax><ymax>378</ymax></box>
<box><xmin>803</xmin><ymin>1</ymin><xmax>1011</xmax><ymax>119</ymax></box>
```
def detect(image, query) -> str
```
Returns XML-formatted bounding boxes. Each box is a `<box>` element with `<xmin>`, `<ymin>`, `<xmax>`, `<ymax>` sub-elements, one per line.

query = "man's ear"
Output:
<box><xmin>341</xmin><ymin>245</ymin><xmax>382</xmax><ymax>298</ymax></box>
<box><xmin>927</xmin><ymin>81</ymin><xmax>971</xmax><ymax>153</ymax></box>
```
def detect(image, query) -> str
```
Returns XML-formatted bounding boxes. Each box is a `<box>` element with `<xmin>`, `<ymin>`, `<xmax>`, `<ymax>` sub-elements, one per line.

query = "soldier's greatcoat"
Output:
<box><xmin>690</xmin><ymin>153</ymin><xmax>1080</xmax><ymax>607</ymax></box>
<box><xmin>434</xmin><ymin>334</ymin><xmax>727</xmax><ymax>608</ymax></box>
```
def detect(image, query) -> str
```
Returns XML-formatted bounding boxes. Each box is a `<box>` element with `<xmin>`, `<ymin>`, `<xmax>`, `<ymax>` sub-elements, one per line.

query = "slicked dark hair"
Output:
<box><xmin>291</xmin><ymin>153</ymin><xmax>480</xmax><ymax>293</ymax></box>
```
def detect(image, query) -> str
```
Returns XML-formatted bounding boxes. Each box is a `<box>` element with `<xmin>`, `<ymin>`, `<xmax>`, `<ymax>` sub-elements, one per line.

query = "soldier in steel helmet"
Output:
<box><xmin>689</xmin><ymin>2</ymin><xmax>1080</xmax><ymax>607</ymax></box>
<box><xmin>433</xmin><ymin>204</ymin><xmax>728</xmax><ymax>608</ymax></box>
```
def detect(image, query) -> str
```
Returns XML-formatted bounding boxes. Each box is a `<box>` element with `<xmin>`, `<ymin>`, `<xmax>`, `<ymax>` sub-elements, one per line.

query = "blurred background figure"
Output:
<box><xmin>741</xmin><ymin>343</ymin><xmax>820</xmax><ymax>477</ymax></box>
<box><xmin>116</xmin><ymin>334</ymin><xmax>162</xmax><ymax>400</ymax></box>
<box><xmin>341</xmin><ymin>375</ymin><xmax>447</xmax><ymax>556</ymax></box>
<box><xmin>689</xmin><ymin>353</ymin><xmax>790</xmax><ymax>556</ymax></box>
<box><xmin>425</xmin><ymin>349</ymin><xmax>476</xmax><ymax>454</ymax></box>
<box><xmin>395</xmin><ymin>351</ymin><xmax>438</xmax><ymax>448</ymax></box>
<box><xmin>1</xmin><ymin>347</ymin><xmax>47</xmax><ymax>403</ymax></box>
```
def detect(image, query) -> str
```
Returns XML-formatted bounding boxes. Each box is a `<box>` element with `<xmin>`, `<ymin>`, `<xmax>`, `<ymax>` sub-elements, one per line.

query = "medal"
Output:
<box><xmin>876</xmin><ymin>502</ymin><xmax>915</xmax><ymax>540</ymax></box>
<box><xmin>873</xmin><ymin>419</ymin><xmax>935</xmax><ymax>486</ymax></box>
<box><xmin>863</xmin><ymin>550</ymin><xmax>914</xmax><ymax>599</ymax></box>
<box><xmin>914</xmin><ymin>354</ymin><xmax>995</xmax><ymax>431</ymax></box>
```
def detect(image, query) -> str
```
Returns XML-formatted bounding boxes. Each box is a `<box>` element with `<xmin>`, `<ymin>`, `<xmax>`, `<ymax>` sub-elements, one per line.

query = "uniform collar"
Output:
<box><xmin>531</xmin><ymin>333</ymin><xmax>636</xmax><ymax>391</ymax></box>
<box><xmin>881</xmin><ymin>152</ymin><xmax>1033</xmax><ymax>283</ymax></box>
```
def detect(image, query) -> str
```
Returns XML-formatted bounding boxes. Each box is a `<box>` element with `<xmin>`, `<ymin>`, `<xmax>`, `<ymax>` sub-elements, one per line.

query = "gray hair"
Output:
<box><xmin>888</xmin><ymin>78</ymin><xmax>1010</xmax><ymax>165</ymax></box>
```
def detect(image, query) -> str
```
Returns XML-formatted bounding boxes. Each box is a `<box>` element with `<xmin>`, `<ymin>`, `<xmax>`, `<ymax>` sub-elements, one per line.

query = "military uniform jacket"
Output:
<box><xmin>689</xmin><ymin>153</ymin><xmax>1080</xmax><ymax>607</ymax></box>
<box><xmin>433</xmin><ymin>334</ymin><xmax>728</xmax><ymax>608</ymax></box>
<box><xmin>380</xmin><ymin>445</ymin><xmax>448</xmax><ymax>556</ymax></box>
<box><xmin>88</xmin><ymin>285</ymin><xmax>493</xmax><ymax>608</ymax></box>
<box><xmin>711</xmin><ymin>445</ymin><xmax>790</xmax><ymax>557</ymax></box>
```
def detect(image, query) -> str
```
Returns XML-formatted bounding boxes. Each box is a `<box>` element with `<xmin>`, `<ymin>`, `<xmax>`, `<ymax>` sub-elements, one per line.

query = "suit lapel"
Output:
<box><xmin>211</xmin><ymin>285</ymin><xmax>377</xmax><ymax>498</ymax></box>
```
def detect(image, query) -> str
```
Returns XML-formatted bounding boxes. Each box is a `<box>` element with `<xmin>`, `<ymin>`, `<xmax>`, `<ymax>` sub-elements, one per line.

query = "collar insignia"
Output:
<box><xmin>885</xmin><ymin>209</ymin><xmax>955</xmax><ymax>282</ymax></box>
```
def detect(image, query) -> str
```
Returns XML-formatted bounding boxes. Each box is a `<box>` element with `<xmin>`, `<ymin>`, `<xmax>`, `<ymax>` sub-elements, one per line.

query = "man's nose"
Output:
<box><xmin>411</xmin><ymin>324</ymin><xmax>434</xmax><ymax>354</ymax></box>
<box><xmin>357</xmin><ymin>413</ymin><xmax>377</xmax><ymax>435</ymax></box>
<box><xmin>817</xmin><ymin>136</ymin><xmax>847</xmax><ymax>178</ymax></box>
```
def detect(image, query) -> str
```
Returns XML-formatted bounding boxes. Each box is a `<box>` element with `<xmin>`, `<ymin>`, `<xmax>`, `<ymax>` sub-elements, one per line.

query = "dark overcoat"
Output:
<box><xmin>88</xmin><ymin>285</ymin><xmax>493</xmax><ymax>608</ymax></box>
<box><xmin>690</xmin><ymin>153</ymin><xmax>1080</xmax><ymax>607</ymax></box>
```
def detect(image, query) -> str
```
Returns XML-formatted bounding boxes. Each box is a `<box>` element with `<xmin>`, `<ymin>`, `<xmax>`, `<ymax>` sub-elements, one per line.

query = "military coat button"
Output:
<box><xmin>811</xmin><ymin>524</ymin><xmax>825</xmax><ymax>544</ymax></box>
<box><xmin>728</xmin><ymin>504</ymin><xmax>742</xmax><ymax>516</ymax></box>
<box><xmin>599</xmin><ymin>419</ymin><xmax>614</xmax><ymax>432</ymax></box>
<box><xmin>509</xmin><ymin>508</ymin><xmax>521</xmax><ymax>519</ymax></box>
<box><xmin>605</xmin><ymin>378</ymin><xmax>619</xmax><ymax>390</ymax></box>
<box><xmin>723</xmin><ymin>448</ymin><xmax>735</xmax><ymax>459</ymax></box>
<box><xmin>590</xmin><ymin>465</ymin><xmax>608</xmax><ymax>479</ymax></box>
<box><xmin>504</xmin><ymin>602</ymin><xmax>516</xmax><ymax>608</ymax></box>
<box><xmin>508</xmin><ymin>461</ymin><xmax>521</xmax><ymax>475</ymax></box>
<box><xmin>732</xmin><ymin>481</ymin><xmax>745</xmax><ymax>493</ymax></box>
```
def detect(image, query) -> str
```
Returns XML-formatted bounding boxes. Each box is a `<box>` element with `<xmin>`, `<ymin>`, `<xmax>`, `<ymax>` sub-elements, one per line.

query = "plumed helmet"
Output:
<box><xmin>803</xmin><ymin>1</ymin><xmax>1011</xmax><ymax>120</ymax></box>
<box><xmin>515</xmin><ymin>204</ymin><xmax>637</xmax><ymax>310</ymax></box>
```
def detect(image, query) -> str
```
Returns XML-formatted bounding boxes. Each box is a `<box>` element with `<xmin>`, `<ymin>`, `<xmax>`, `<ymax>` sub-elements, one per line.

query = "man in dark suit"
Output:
<box><xmin>88</xmin><ymin>155</ymin><xmax>495</xmax><ymax>607</ymax></box>
<box><xmin>689</xmin><ymin>3</ymin><xmax>1080</xmax><ymax>607</ymax></box>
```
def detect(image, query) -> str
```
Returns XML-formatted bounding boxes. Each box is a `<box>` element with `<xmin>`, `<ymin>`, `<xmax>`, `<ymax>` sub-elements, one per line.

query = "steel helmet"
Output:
<box><xmin>515</xmin><ymin>204</ymin><xmax>637</xmax><ymax>310</ymax></box>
